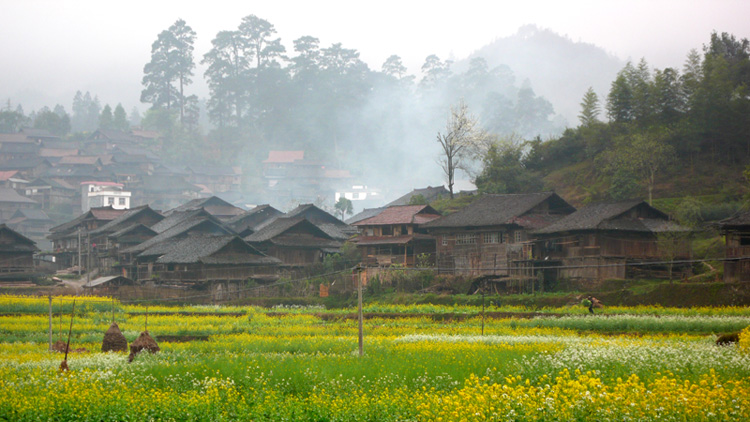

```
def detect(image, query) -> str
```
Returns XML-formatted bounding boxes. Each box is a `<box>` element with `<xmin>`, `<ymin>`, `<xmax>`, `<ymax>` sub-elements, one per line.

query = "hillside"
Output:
<box><xmin>465</xmin><ymin>25</ymin><xmax>624</xmax><ymax>124</ymax></box>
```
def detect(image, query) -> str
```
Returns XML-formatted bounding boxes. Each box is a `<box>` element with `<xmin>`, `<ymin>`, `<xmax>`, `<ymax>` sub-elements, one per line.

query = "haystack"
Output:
<box><xmin>101</xmin><ymin>322</ymin><xmax>128</xmax><ymax>352</ymax></box>
<box><xmin>51</xmin><ymin>340</ymin><xmax>68</xmax><ymax>353</ymax></box>
<box><xmin>128</xmin><ymin>331</ymin><xmax>160</xmax><ymax>362</ymax></box>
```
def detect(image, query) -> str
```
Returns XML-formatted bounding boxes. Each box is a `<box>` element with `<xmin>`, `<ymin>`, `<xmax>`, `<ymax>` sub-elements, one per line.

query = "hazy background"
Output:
<box><xmin>2</xmin><ymin>0</ymin><xmax>748</xmax><ymax>115</ymax></box>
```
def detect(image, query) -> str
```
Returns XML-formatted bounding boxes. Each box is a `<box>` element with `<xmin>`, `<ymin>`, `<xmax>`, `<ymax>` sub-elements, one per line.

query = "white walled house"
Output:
<box><xmin>81</xmin><ymin>181</ymin><xmax>131</xmax><ymax>212</ymax></box>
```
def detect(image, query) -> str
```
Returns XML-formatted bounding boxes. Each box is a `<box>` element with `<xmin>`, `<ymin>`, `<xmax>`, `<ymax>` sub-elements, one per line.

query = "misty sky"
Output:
<box><xmin>2</xmin><ymin>0</ymin><xmax>749</xmax><ymax>113</ymax></box>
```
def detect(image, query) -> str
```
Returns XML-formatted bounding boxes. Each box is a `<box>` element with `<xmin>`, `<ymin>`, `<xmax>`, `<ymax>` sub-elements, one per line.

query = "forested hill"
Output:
<box><xmin>473</xmin><ymin>32</ymin><xmax>750</xmax><ymax>221</ymax></box>
<box><xmin>466</xmin><ymin>25</ymin><xmax>624</xmax><ymax>124</ymax></box>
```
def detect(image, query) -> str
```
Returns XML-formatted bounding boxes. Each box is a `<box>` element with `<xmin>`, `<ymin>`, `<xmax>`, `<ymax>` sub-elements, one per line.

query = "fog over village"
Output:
<box><xmin>3</xmin><ymin>2</ymin><xmax>750</xmax><ymax>420</ymax></box>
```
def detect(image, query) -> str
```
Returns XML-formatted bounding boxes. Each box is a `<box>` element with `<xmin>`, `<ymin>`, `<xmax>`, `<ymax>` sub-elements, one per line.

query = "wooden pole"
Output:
<box><xmin>145</xmin><ymin>305</ymin><xmax>148</xmax><ymax>332</ymax></box>
<box><xmin>62</xmin><ymin>299</ymin><xmax>76</xmax><ymax>369</ymax></box>
<box><xmin>111</xmin><ymin>298</ymin><xmax>115</xmax><ymax>323</ymax></box>
<box><xmin>357</xmin><ymin>264</ymin><xmax>364</xmax><ymax>357</ymax></box>
<box><xmin>48</xmin><ymin>295</ymin><xmax>52</xmax><ymax>351</ymax></box>
<box><xmin>481</xmin><ymin>281</ymin><xmax>485</xmax><ymax>336</ymax></box>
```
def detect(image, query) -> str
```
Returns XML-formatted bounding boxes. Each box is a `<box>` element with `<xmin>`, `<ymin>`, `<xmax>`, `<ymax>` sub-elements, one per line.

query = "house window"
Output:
<box><xmin>514</xmin><ymin>231</ymin><xmax>523</xmax><ymax>243</ymax></box>
<box><xmin>741</xmin><ymin>236</ymin><xmax>750</xmax><ymax>246</ymax></box>
<box><xmin>442</xmin><ymin>236</ymin><xmax>448</xmax><ymax>246</ymax></box>
<box><xmin>456</xmin><ymin>233</ymin><xmax>477</xmax><ymax>245</ymax></box>
<box><xmin>382</xmin><ymin>226</ymin><xmax>393</xmax><ymax>236</ymax></box>
<box><xmin>107</xmin><ymin>197</ymin><xmax>114</xmax><ymax>205</ymax></box>
<box><xmin>118</xmin><ymin>197</ymin><xmax>126</xmax><ymax>206</ymax></box>
<box><xmin>484</xmin><ymin>232</ymin><xmax>501</xmax><ymax>244</ymax></box>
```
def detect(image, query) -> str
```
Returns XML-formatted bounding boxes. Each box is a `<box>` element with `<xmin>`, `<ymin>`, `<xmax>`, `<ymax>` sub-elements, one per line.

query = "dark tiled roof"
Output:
<box><xmin>282</xmin><ymin>204</ymin><xmax>357</xmax><ymax>239</ymax></box>
<box><xmin>719</xmin><ymin>211</ymin><xmax>750</xmax><ymax>228</ymax></box>
<box><xmin>423</xmin><ymin>192</ymin><xmax>573</xmax><ymax>229</ymax></box>
<box><xmin>0</xmin><ymin>224</ymin><xmax>38</xmax><ymax>252</ymax></box>
<box><xmin>227</xmin><ymin>204</ymin><xmax>283</xmax><ymax>233</ymax></box>
<box><xmin>126</xmin><ymin>217</ymin><xmax>233</xmax><ymax>255</ymax></box>
<box><xmin>0</xmin><ymin>188</ymin><xmax>38</xmax><ymax>204</ymax></box>
<box><xmin>109</xmin><ymin>223</ymin><xmax>157</xmax><ymax>240</ymax></box>
<box><xmin>245</xmin><ymin>217</ymin><xmax>333</xmax><ymax>243</ymax></box>
<box><xmin>151</xmin><ymin>235</ymin><xmax>279</xmax><ymax>265</ymax></box>
<box><xmin>165</xmin><ymin>196</ymin><xmax>244</xmax><ymax>218</ymax></box>
<box><xmin>535</xmin><ymin>200</ymin><xmax>680</xmax><ymax>234</ymax></box>
<box><xmin>354</xmin><ymin>205</ymin><xmax>440</xmax><ymax>226</ymax></box>
<box><xmin>386</xmin><ymin>185</ymin><xmax>449</xmax><ymax>206</ymax></box>
<box><xmin>149</xmin><ymin>209</ymin><xmax>213</xmax><ymax>233</ymax></box>
<box><xmin>9</xmin><ymin>208</ymin><xmax>51</xmax><ymax>221</ymax></box>
<box><xmin>89</xmin><ymin>205</ymin><xmax>162</xmax><ymax>235</ymax></box>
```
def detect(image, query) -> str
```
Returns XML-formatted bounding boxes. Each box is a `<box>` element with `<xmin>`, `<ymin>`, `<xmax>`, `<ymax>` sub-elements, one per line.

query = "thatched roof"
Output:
<box><xmin>422</xmin><ymin>192</ymin><xmax>574</xmax><ymax>229</ymax></box>
<box><xmin>535</xmin><ymin>200</ymin><xmax>685</xmax><ymax>234</ymax></box>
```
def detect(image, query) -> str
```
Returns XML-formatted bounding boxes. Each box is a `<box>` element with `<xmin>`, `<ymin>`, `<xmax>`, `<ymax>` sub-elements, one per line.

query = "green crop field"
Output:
<box><xmin>1</xmin><ymin>294</ymin><xmax>749</xmax><ymax>421</ymax></box>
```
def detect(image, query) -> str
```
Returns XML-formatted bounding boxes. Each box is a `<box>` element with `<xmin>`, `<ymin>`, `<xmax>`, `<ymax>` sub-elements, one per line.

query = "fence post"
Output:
<box><xmin>48</xmin><ymin>295</ymin><xmax>52</xmax><ymax>351</ymax></box>
<box><xmin>357</xmin><ymin>264</ymin><xmax>364</xmax><ymax>357</ymax></box>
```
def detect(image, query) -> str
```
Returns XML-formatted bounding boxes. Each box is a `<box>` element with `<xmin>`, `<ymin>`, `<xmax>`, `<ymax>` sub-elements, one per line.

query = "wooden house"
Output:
<box><xmin>146</xmin><ymin>235</ymin><xmax>280</xmax><ymax>298</ymax></box>
<box><xmin>533</xmin><ymin>200</ymin><xmax>691</xmax><ymax>281</ymax></box>
<box><xmin>718</xmin><ymin>212</ymin><xmax>750</xmax><ymax>282</ymax></box>
<box><xmin>123</xmin><ymin>215</ymin><xmax>234</xmax><ymax>280</ymax></box>
<box><xmin>0</xmin><ymin>224</ymin><xmax>38</xmax><ymax>277</ymax></box>
<box><xmin>184</xmin><ymin>165</ymin><xmax>242</xmax><ymax>194</ymax></box>
<box><xmin>245</xmin><ymin>217</ymin><xmax>342</xmax><ymax>266</ymax></box>
<box><xmin>0</xmin><ymin>187</ymin><xmax>41</xmax><ymax>220</ymax></box>
<box><xmin>351</xmin><ymin>205</ymin><xmax>441</xmax><ymax>267</ymax></box>
<box><xmin>422</xmin><ymin>192</ymin><xmax>576</xmax><ymax>276</ymax></box>
<box><xmin>23</xmin><ymin>178</ymin><xmax>77</xmax><ymax>209</ymax></box>
<box><xmin>87</xmin><ymin>205</ymin><xmax>164</xmax><ymax>273</ymax></box>
<box><xmin>47</xmin><ymin>206</ymin><xmax>127</xmax><ymax>268</ymax></box>
<box><xmin>5</xmin><ymin>208</ymin><xmax>54</xmax><ymax>250</ymax></box>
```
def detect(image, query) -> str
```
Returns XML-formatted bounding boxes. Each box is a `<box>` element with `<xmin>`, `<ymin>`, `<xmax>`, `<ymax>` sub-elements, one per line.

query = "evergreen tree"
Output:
<box><xmin>578</xmin><ymin>87</ymin><xmax>600</xmax><ymax>127</ymax></box>
<box><xmin>99</xmin><ymin>104</ymin><xmax>114</xmax><ymax>130</ymax></box>
<box><xmin>113</xmin><ymin>103</ymin><xmax>129</xmax><ymax>131</ymax></box>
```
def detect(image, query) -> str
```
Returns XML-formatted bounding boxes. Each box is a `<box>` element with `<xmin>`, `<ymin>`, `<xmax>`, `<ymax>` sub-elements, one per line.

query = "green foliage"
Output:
<box><xmin>578</xmin><ymin>87</ymin><xmax>600</xmax><ymax>126</ymax></box>
<box><xmin>334</xmin><ymin>197</ymin><xmax>353</xmax><ymax>220</ymax></box>
<box><xmin>475</xmin><ymin>142</ymin><xmax>543</xmax><ymax>194</ymax></box>
<box><xmin>33</xmin><ymin>106</ymin><xmax>70</xmax><ymax>136</ymax></box>
<box><xmin>407</xmin><ymin>194</ymin><xmax>427</xmax><ymax>205</ymax></box>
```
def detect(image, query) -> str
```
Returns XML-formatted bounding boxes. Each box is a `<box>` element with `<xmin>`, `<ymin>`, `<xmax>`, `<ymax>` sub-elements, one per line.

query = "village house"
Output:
<box><xmin>184</xmin><ymin>165</ymin><xmax>242</xmax><ymax>194</ymax></box>
<box><xmin>422</xmin><ymin>192</ymin><xmax>576</xmax><ymax>276</ymax></box>
<box><xmin>533</xmin><ymin>200</ymin><xmax>691</xmax><ymax>281</ymax></box>
<box><xmin>80</xmin><ymin>181</ymin><xmax>131</xmax><ymax>212</ymax></box>
<box><xmin>0</xmin><ymin>187</ymin><xmax>41</xmax><ymax>220</ymax></box>
<box><xmin>121</xmin><ymin>213</ymin><xmax>235</xmax><ymax>280</ymax></box>
<box><xmin>23</xmin><ymin>178</ymin><xmax>77</xmax><ymax>209</ymax></box>
<box><xmin>245</xmin><ymin>217</ymin><xmax>342</xmax><ymax>266</ymax></box>
<box><xmin>351</xmin><ymin>205</ymin><xmax>441</xmax><ymax>267</ymax></box>
<box><xmin>718</xmin><ymin>211</ymin><xmax>750</xmax><ymax>282</ymax></box>
<box><xmin>5</xmin><ymin>208</ymin><xmax>54</xmax><ymax>251</ymax></box>
<box><xmin>47</xmin><ymin>206</ymin><xmax>127</xmax><ymax>269</ymax></box>
<box><xmin>87</xmin><ymin>205</ymin><xmax>164</xmax><ymax>274</ymax></box>
<box><xmin>132</xmin><ymin>174</ymin><xmax>202</xmax><ymax>210</ymax></box>
<box><xmin>143</xmin><ymin>234</ymin><xmax>281</xmax><ymax>299</ymax></box>
<box><xmin>0</xmin><ymin>224</ymin><xmax>39</xmax><ymax>277</ymax></box>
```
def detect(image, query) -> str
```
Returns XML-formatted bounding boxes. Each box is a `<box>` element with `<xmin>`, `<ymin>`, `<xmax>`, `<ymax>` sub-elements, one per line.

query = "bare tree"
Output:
<box><xmin>437</xmin><ymin>100</ymin><xmax>487</xmax><ymax>198</ymax></box>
